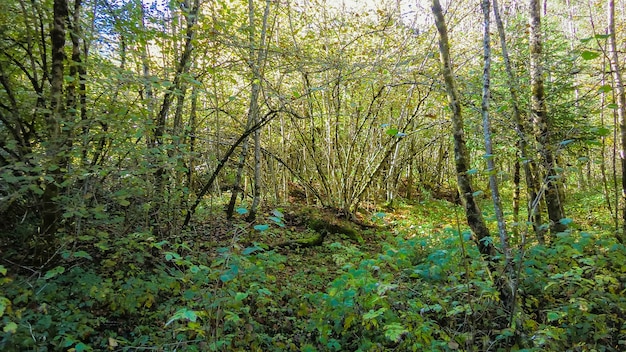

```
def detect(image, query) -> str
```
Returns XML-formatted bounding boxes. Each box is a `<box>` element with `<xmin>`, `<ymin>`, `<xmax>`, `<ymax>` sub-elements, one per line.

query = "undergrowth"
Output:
<box><xmin>1</xmin><ymin>195</ymin><xmax>625</xmax><ymax>351</ymax></box>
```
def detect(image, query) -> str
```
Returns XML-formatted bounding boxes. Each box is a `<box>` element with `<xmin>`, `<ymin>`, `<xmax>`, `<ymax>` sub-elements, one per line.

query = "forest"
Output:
<box><xmin>0</xmin><ymin>0</ymin><xmax>625</xmax><ymax>350</ymax></box>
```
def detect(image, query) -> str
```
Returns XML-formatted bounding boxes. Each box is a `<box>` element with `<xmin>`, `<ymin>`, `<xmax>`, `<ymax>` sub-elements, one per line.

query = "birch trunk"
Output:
<box><xmin>607</xmin><ymin>0</ymin><xmax>626</xmax><ymax>243</ymax></box>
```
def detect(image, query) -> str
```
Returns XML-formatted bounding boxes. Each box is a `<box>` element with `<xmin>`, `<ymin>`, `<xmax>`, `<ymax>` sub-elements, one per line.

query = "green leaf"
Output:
<box><xmin>607</xmin><ymin>103</ymin><xmax>618</xmax><ymax>109</ymax></box>
<box><xmin>44</xmin><ymin>266</ymin><xmax>65</xmax><ymax>280</ymax></box>
<box><xmin>242</xmin><ymin>245</ymin><xmax>262</xmax><ymax>255</ymax></box>
<box><xmin>165</xmin><ymin>252</ymin><xmax>181</xmax><ymax>261</ymax></box>
<box><xmin>547</xmin><ymin>311</ymin><xmax>562</xmax><ymax>322</ymax></box>
<box><xmin>73</xmin><ymin>251</ymin><xmax>93</xmax><ymax>260</ymax></box>
<box><xmin>466</xmin><ymin>168</ymin><xmax>479</xmax><ymax>175</ymax></box>
<box><xmin>594</xmin><ymin>33</ymin><xmax>610</xmax><ymax>40</ymax></box>
<box><xmin>254</xmin><ymin>224</ymin><xmax>270</xmax><ymax>231</ymax></box>
<box><xmin>385</xmin><ymin>128</ymin><xmax>399</xmax><ymax>136</ymax></box>
<box><xmin>269</xmin><ymin>216</ymin><xmax>284</xmax><ymax>227</ymax></box>
<box><xmin>559</xmin><ymin>139</ymin><xmax>575</xmax><ymax>147</ymax></box>
<box><xmin>384</xmin><ymin>322</ymin><xmax>408</xmax><ymax>342</ymax></box>
<box><xmin>598</xmin><ymin>84</ymin><xmax>612</xmax><ymax>93</ymax></box>
<box><xmin>74</xmin><ymin>342</ymin><xmax>90</xmax><ymax>352</ymax></box>
<box><xmin>0</xmin><ymin>265</ymin><xmax>6</xmax><ymax>276</ymax></box>
<box><xmin>581</xmin><ymin>50</ymin><xmax>600</xmax><ymax>60</ymax></box>
<box><xmin>271</xmin><ymin>209</ymin><xmax>284</xmax><ymax>218</ymax></box>
<box><xmin>592</xmin><ymin>126</ymin><xmax>611</xmax><ymax>137</ymax></box>
<box><xmin>220</xmin><ymin>265</ymin><xmax>239</xmax><ymax>282</ymax></box>
<box><xmin>0</xmin><ymin>297</ymin><xmax>9</xmax><ymax>316</ymax></box>
<box><xmin>363</xmin><ymin>307</ymin><xmax>386</xmax><ymax>320</ymax></box>
<box><xmin>118</xmin><ymin>198</ymin><xmax>130</xmax><ymax>207</ymax></box>
<box><xmin>3</xmin><ymin>322</ymin><xmax>17</xmax><ymax>334</ymax></box>
<box><xmin>236</xmin><ymin>207</ymin><xmax>248</xmax><ymax>215</ymax></box>
<box><xmin>165</xmin><ymin>308</ymin><xmax>199</xmax><ymax>326</ymax></box>
<box><xmin>559</xmin><ymin>218</ymin><xmax>573</xmax><ymax>225</ymax></box>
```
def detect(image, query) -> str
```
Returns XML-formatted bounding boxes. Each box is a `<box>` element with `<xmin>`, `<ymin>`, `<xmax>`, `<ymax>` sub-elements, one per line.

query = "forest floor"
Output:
<box><xmin>1</xmin><ymin>187</ymin><xmax>625</xmax><ymax>351</ymax></box>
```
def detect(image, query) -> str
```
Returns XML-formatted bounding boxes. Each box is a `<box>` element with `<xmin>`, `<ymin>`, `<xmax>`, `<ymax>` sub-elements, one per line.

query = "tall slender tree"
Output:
<box><xmin>431</xmin><ymin>0</ymin><xmax>495</xmax><ymax>258</ymax></box>
<box><xmin>607</xmin><ymin>0</ymin><xmax>626</xmax><ymax>244</ymax></box>
<box><xmin>529</xmin><ymin>0</ymin><xmax>567</xmax><ymax>236</ymax></box>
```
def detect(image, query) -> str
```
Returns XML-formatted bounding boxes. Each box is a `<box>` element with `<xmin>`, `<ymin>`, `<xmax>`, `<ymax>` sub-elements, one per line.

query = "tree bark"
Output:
<box><xmin>40</xmin><ymin>0</ymin><xmax>70</xmax><ymax>243</ymax></box>
<box><xmin>493</xmin><ymin>0</ymin><xmax>545</xmax><ymax>243</ymax></box>
<box><xmin>431</xmin><ymin>0</ymin><xmax>495</xmax><ymax>258</ymax></box>
<box><xmin>481</xmin><ymin>0</ymin><xmax>508</xmax><ymax>257</ymax></box>
<box><xmin>607</xmin><ymin>0</ymin><xmax>626</xmax><ymax>243</ymax></box>
<box><xmin>227</xmin><ymin>0</ymin><xmax>271</xmax><ymax>221</ymax></box>
<box><xmin>529</xmin><ymin>0</ymin><xmax>567</xmax><ymax>237</ymax></box>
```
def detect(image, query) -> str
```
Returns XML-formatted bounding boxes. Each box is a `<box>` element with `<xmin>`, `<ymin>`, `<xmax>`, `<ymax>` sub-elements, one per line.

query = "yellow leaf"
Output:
<box><xmin>108</xmin><ymin>337</ymin><xmax>119</xmax><ymax>349</ymax></box>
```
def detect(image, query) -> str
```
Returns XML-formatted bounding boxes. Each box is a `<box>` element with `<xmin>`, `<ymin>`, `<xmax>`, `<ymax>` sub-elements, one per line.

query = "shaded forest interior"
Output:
<box><xmin>0</xmin><ymin>0</ymin><xmax>625</xmax><ymax>351</ymax></box>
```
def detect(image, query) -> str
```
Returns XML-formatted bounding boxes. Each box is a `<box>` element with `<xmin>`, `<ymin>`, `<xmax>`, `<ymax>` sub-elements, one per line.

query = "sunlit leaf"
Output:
<box><xmin>384</xmin><ymin>322</ymin><xmax>408</xmax><ymax>342</ymax></box>
<box><xmin>385</xmin><ymin>128</ymin><xmax>399</xmax><ymax>136</ymax></box>
<box><xmin>3</xmin><ymin>322</ymin><xmax>17</xmax><ymax>334</ymax></box>
<box><xmin>581</xmin><ymin>50</ymin><xmax>600</xmax><ymax>60</ymax></box>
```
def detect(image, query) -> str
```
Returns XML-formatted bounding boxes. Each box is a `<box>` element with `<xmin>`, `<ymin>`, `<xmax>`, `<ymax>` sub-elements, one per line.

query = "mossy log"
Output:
<box><xmin>270</xmin><ymin>213</ymin><xmax>362</xmax><ymax>249</ymax></box>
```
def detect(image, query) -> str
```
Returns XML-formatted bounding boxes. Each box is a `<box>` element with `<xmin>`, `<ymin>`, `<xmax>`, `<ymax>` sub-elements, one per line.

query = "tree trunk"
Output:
<box><xmin>226</xmin><ymin>0</ymin><xmax>271</xmax><ymax>220</ymax></box>
<box><xmin>431</xmin><ymin>0</ymin><xmax>495</xmax><ymax>258</ymax></box>
<box><xmin>481</xmin><ymin>0</ymin><xmax>509</xmax><ymax>257</ymax></box>
<box><xmin>40</xmin><ymin>0</ymin><xmax>70</xmax><ymax>244</ymax></box>
<box><xmin>607</xmin><ymin>0</ymin><xmax>626</xmax><ymax>243</ymax></box>
<box><xmin>529</xmin><ymin>0</ymin><xmax>567</xmax><ymax>237</ymax></box>
<box><xmin>493</xmin><ymin>0</ymin><xmax>545</xmax><ymax>243</ymax></box>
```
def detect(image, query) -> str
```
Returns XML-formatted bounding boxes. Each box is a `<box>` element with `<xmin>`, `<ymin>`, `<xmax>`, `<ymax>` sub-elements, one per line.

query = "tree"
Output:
<box><xmin>431</xmin><ymin>0</ymin><xmax>495</xmax><ymax>258</ymax></box>
<box><xmin>607</xmin><ymin>0</ymin><xmax>626</xmax><ymax>244</ymax></box>
<box><xmin>529</xmin><ymin>0</ymin><xmax>567</xmax><ymax>237</ymax></box>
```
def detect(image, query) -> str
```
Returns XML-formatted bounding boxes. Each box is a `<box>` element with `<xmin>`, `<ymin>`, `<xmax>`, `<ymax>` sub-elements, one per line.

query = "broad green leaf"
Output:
<box><xmin>598</xmin><ymin>84</ymin><xmax>612</xmax><ymax>93</ymax></box>
<box><xmin>547</xmin><ymin>311</ymin><xmax>562</xmax><ymax>322</ymax></box>
<box><xmin>592</xmin><ymin>126</ymin><xmax>611</xmax><ymax>136</ymax></box>
<box><xmin>44</xmin><ymin>266</ymin><xmax>65</xmax><ymax>280</ymax></box>
<box><xmin>242</xmin><ymin>245</ymin><xmax>262</xmax><ymax>255</ymax></box>
<box><xmin>0</xmin><ymin>265</ymin><xmax>7</xmax><ymax>276</ymax></box>
<box><xmin>3</xmin><ymin>321</ymin><xmax>17</xmax><ymax>334</ymax></box>
<box><xmin>559</xmin><ymin>139</ymin><xmax>575</xmax><ymax>147</ymax></box>
<box><xmin>363</xmin><ymin>307</ymin><xmax>386</xmax><ymax>320</ymax></box>
<box><xmin>235</xmin><ymin>292</ymin><xmax>248</xmax><ymax>301</ymax></box>
<box><xmin>272</xmin><ymin>209</ymin><xmax>284</xmax><ymax>218</ymax></box>
<box><xmin>607</xmin><ymin>103</ymin><xmax>618</xmax><ymax>109</ymax></box>
<box><xmin>74</xmin><ymin>342</ymin><xmax>89</xmax><ymax>352</ymax></box>
<box><xmin>254</xmin><ymin>224</ymin><xmax>270</xmax><ymax>231</ymax></box>
<box><xmin>165</xmin><ymin>308</ymin><xmax>198</xmax><ymax>326</ymax></box>
<box><xmin>559</xmin><ymin>218</ymin><xmax>574</xmax><ymax>225</ymax></box>
<box><xmin>581</xmin><ymin>50</ymin><xmax>600</xmax><ymax>60</ymax></box>
<box><xmin>220</xmin><ymin>265</ymin><xmax>239</xmax><ymax>282</ymax></box>
<box><xmin>73</xmin><ymin>251</ymin><xmax>93</xmax><ymax>260</ymax></box>
<box><xmin>384</xmin><ymin>322</ymin><xmax>408</xmax><ymax>342</ymax></box>
<box><xmin>466</xmin><ymin>168</ymin><xmax>479</xmax><ymax>175</ymax></box>
<box><xmin>165</xmin><ymin>252</ymin><xmax>181</xmax><ymax>261</ymax></box>
<box><xmin>0</xmin><ymin>297</ymin><xmax>9</xmax><ymax>316</ymax></box>
<box><xmin>236</xmin><ymin>207</ymin><xmax>248</xmax><ymax>215</ymax></box>
<box><xmin>269</xmin><ymin>216</ymin><xmax>284</xmax><ymax>227</ymax></box>
<box><xmin>385</xmin><ymin>128</ymin><xmax>399</xmax><ymax>136</ymax></box>
<box><xmin>594</xmin><ymin>33</ymin><xmax>610</xmax><ymax>39</ymax></box>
